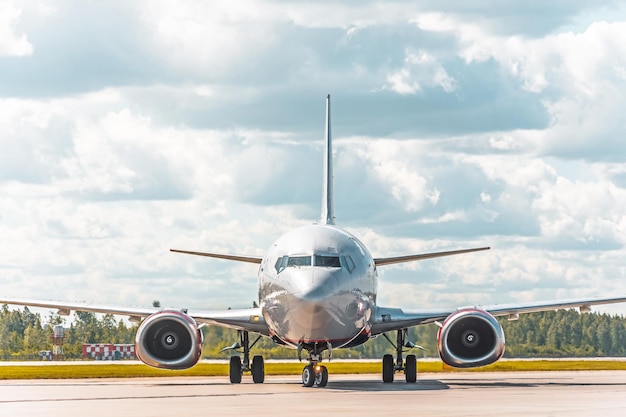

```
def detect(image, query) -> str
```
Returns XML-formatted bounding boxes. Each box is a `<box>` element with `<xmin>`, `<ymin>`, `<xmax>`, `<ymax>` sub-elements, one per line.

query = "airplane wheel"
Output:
<box><xmin>229</xmin><ymin>356</ymin><xmax>242</xmax><ymax>384</ymax></box>
<box><xmin>382</xmin><ymin>354</ymin><xmax>394</xmax><ymax>383</ymax></box>
<box><xmin>315</xmin><ymin>365</ymin><xmax>328</xmax><ymax>387</ymax></box>
<box><xmin>405</xmin><ymin>354</ymin><xmax>417</xmax><ymax>383</ymax></box>
<box><xmin>302</xmin><ymin>365</ymin><xmax>315</xmax><ymax>387</ymax></box>
<box><xmin>252</xmin><ymin>355</ymin><xmax>265</xmax><ymax>384</ymax></box>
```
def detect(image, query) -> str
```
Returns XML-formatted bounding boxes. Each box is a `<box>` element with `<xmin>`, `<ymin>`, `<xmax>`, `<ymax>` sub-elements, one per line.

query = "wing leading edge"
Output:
<box><xmin>370</xmin><ymin>295</ymin><xmax>626</xmax><ymax>335</ymax></box>
<box><xmin>374</xmin><ymin>246</ymin><xmax>490</xmax><ymax>266</ymax></box>
<box><xmin>0</xmin><ymin>297</ymin><xmax>269</xmax><ymax>335</ymax></box>
<box><xmin>168</xmin><ymin>246</ymin><xmax>491</xmax><ymax>267</ymax></box>
<box><xmin>170</xmin><ymin>249</ymin><xmax>263</xmax><ymax>264</ymax></box>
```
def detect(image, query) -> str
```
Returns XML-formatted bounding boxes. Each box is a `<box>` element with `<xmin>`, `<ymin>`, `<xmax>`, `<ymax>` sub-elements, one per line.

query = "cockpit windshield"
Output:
<box><xmin>275</xmin><ymin>255</ymin><xmax>309</xmax><ymax>273</ymax></box>
<box><xmin>275</xmin><ymin>254</ymin><xmax>353</xmax><ymax>273</ymax></box>
<box><xmin>287</xmin><ymin>256</ymin><xmax>311</xmax><ymax>267</ymax></box>
<box><xmin>314</xmin><ymin>255</ymin><xmax>341</xmax><ymax>267</ymax></box>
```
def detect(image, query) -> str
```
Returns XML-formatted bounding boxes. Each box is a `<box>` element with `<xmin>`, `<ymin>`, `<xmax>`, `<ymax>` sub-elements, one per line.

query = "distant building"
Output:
<box><xmin>82</xmin><ymin>344</ymin><xmax>136</xmax><ymax>360</ymax></box>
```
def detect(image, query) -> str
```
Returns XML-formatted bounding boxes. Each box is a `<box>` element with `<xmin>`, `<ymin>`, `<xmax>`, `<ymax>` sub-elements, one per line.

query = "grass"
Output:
<box><xmin>2</xmin><ymin>359</ymin><xmax>626</xmax><ymax>380</ymax></box>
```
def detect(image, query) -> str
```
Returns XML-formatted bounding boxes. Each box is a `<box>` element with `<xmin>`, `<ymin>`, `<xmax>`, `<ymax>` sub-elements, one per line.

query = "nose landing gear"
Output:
<box><xmin>300</xmin><ymin>344</ymin><xmax>330</xmax><ymax>388</ymax></box>
<box><xmin>302</xmin><ymin>362</ymin><xmax>328</xmax><ymax>387</ymax></box>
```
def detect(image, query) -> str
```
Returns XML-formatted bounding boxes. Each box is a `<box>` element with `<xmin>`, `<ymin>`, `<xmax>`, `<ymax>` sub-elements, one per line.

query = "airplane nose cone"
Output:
<box><xmin>262</xmin><ymin>266</ymin><xmax>372</xmax><ymax>346</ymax></box>
<box><xmin>279</xmin><ymin>268</ymin><xmax>341</xmax><ymax>301</ymax></box>
<box><xmin>300</xmin><ymin>270</ymin><xmax>341</xmax><ymax>301</ymax></box>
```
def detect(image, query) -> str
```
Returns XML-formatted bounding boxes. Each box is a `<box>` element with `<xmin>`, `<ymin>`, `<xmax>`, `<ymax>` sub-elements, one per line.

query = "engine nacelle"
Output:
<box><xmin>437</xmin><ymin>309</ymin><xmax>505</xmax><ymax>368</ymax></box>
<box><xmin>135</xmin><ymin>310</ymin><xmax>203</xmax><ymax>370</ymax></box>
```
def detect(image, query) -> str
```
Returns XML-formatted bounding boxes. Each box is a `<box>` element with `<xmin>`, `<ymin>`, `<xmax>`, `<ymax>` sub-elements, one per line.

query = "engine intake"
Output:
<box><xmin>135</xmin><ymin>310</ymin><xmax>203</xmax><ymax>370</ymax></box>
<box><xmin>437</xmin><ymin>309</ymin><xmax>505</xmax><ymax>368</ymax></box>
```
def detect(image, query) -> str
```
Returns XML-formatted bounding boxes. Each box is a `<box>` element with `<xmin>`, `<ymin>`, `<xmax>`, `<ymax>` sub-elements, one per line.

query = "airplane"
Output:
<box><xmin>3</xmin><ymin>94</ymin><xmax>626</xmax><ymax>388</ymax></box>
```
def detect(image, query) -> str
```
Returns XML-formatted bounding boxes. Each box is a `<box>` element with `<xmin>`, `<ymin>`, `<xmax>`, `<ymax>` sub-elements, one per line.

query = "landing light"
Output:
<box><xmin>251</xmin><ymin>315</ymin><xmax>260</xmax><ymax>322</ymax></box>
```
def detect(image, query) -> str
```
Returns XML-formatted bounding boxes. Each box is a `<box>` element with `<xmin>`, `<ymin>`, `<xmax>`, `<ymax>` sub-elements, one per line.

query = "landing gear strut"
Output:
<box><xmin>381</xmin><ymin>328</ymin><xmax>419</xmax><ymax>383</ymax></box>
<box><xmin>226</xmin><ymin>330</ymin><xmax>264</xmax><ymax>384</ymax></box>
<box><xmin>301</xmin><ymin>343</ymin><xmax>329</xmax><ymax>388</ymax></box>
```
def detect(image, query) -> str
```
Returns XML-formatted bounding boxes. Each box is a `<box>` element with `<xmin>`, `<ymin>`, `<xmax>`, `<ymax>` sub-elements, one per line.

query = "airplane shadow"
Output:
<box><xmin>324</xmin><ymin>379</ymin><xmax>449</xmax><ymax>391</ymax></box>
<box><xmin>150</xmin><ymin>377</ymin><xmax>609</xmax><ymax>392</ymax></box>
<box><xmin>145</xmin><ymin>378</ymin><xmax>449</xmax><ymax>391</ymax></box>
<box><xmin>324</xmin><ymin>377</ymin><xmax>626</xmax><ymax>392</ymax></box>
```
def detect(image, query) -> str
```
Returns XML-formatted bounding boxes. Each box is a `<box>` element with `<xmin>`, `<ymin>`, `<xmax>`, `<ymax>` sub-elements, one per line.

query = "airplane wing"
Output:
<box><xmin>370</xmin><ymin>295</ymin><xmax>626</xmax><ymax>335</ymax></box>
<box><xmin>374</xmin><ymin>246</ymin><xmax>490</xmax><ymax>266</ymax></box>
<box><xmin>170</xmin><ymin>249</ymin><xmax>263</xmax><ymax>264</ymax></box>
<box><xmin>0</xmin><ymin>297</ymin><xmax>270</xmax><ymax>336</ymax></box>
<box><xmin>170</xmin><ymin>247</ymin><xmax>491</xmax><ymax>266</ymax></box>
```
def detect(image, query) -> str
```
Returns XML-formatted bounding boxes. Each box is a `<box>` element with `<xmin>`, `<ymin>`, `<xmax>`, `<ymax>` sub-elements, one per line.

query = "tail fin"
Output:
<box><xmin>320</xmin><ymin>94</ymin><xmax>335</xmax><ymax>225</ymax></box>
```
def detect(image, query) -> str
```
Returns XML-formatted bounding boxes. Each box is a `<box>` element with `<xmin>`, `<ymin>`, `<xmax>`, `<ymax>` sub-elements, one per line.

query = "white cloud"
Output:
<box><xmin>282</xmin><ymin>2</ymin><xmax>422</xmax><ymax>30</ymax></box>
<box><xmin>0</xmin><ymin>1</ymin><xmax>33</xmax><ymax>56</ymax></box>
<box><xmin>533</xmin><ymin>177</ymin><xmax>626</xmax><ymax>245</ymax></box>
<box><xmin>1</xmin><ymin>1</ymin><xmax>626</xmax><ymax>317</ymax></box>
<box><xmin>385</xmin><ymin>50</ymin><xmax>459</xmax><ymax>95</ymax></box>
<box><xmin>462</xmin><ymin>155</ymin><xmax>557</xmax><ymax>190</ymax></box>
<box><xmin>355</xmin><ymin>140</ymin><xmax>440</xmax><ymax>212</ymax></box>
<box><xmin>416</xmin><ymin>211</ymin><xmax>467</xmax><ymax>225</ymax></box>
<box><xmin>138</xmin><ymin>1</ymin><xmax>280</xmax><ymax>77</ymax></box>
<box><xmin>416</xmin><ymin>16</ymin><xmax>626</xmax><ymax>159</ymax></box>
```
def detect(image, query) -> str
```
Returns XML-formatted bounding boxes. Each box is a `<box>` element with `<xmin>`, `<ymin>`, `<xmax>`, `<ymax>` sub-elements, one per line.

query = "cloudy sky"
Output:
<box><xmin>2</xmin><ymin>1</ymin><xmax>626</xmax><ymax>317</ymax></box>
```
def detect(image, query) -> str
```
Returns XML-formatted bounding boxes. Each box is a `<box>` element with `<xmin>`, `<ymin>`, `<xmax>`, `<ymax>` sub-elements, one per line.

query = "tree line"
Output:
<box><xmin>0</xmin><ymin>306</ymin><xmax>136</xmax><ymax>360</ymax></box>
<box><xmin>2</xmin><ymin>305</ymin><xmax>626</xmax><ymax>360</ymax></box>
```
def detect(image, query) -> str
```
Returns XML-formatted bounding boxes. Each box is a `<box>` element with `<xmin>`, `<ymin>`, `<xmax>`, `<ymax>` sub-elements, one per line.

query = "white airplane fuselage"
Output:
<box><xmin>259</xmin><ymin>224</ymin><xmax>377</xmax><ymax>349</ymax></box>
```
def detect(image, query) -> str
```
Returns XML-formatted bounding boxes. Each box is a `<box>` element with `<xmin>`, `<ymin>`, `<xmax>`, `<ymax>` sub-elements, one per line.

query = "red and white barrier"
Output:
<box><xmin>82</xmin><ymin>344</ymin><xmax>136</xmax><ymax>360</ymax></box>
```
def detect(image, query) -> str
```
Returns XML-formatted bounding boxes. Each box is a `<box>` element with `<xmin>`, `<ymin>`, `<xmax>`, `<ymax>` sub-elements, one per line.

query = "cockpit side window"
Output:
<box><xmin>341</xmin><ymin>255</ymin><xmax>356</xmax><ymax>273</ymax></box>
<box><xmin>274</xmin><ymin>256</ymin><xmax>288</xmax><ymax>273</ymax></box>
<box><xmin>314</xmin><ymin>255</ymin><xmax>341</xmax><ymax>268</ymax></box>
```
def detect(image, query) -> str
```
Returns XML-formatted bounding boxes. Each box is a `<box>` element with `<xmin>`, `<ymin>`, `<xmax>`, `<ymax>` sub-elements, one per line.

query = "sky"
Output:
<box><xmin>2</xmin><ymin>1</ymin><xmax>626</xmax><ymax>317</ymax></box>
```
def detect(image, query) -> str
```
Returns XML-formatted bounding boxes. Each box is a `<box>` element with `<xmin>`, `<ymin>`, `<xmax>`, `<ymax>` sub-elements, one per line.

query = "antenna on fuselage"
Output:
<box><xmin>321</xmin><ymin>94</ymin><xmax>335</xmax><ymax>225</ymax></box>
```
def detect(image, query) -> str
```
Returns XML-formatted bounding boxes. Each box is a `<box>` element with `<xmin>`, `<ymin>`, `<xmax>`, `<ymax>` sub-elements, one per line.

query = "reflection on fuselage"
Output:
<box><xmin>259</xmin><ymin>225</ymin><xmax>377</xmax><ymax>348</ymax></box>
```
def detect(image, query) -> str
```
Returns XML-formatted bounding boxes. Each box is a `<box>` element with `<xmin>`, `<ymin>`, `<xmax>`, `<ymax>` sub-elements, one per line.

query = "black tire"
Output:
<box><xmin>382</xmin><ymin>354</ymin><xmax>394</xmax><ymax>383</ymax></box>
<box><xmin>316</xmin><ymin>365</ymin><xmax>328</xmax><ymax>387</ymax></box>
<box><xmin>252</xmin><ymin>355</ymin><xmax>265</xmax><ymax>384</ymax></box>
<box><xmin>302</xmin><ymin>365</ymin><xmax>315</xmax><ymax>387</ymax></box>
<box><xmin>229</xmin><ymin>356</ymin><xmax>242</xmax><ymax>384</ymax></box>
<box><xmin>405</xmin><ymin>354</ymin><xmax>417</xmax><ymax>383</ymax></box>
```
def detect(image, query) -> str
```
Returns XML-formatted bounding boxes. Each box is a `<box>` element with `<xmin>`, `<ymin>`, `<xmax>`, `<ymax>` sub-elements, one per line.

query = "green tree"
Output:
<box><xmin>24</xmin><ymin>324</ymin><xmax>48</xmax><ymax>354</ymax></box>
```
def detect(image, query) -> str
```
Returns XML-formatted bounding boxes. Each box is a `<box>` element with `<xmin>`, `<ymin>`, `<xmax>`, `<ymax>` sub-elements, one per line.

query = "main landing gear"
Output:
<box><xmin>381</xmin><ymin>328</ymin><xmax>421</xmax><ymax>383</ymax></box>
<box><xmin>226</xmin><ymin>330</ymin><xmax>265</xmax><ymax>384</ymax></box>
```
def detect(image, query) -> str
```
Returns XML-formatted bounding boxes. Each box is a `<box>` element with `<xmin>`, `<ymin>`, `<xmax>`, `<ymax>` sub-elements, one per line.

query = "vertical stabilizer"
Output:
<box><xmin>321</xmin><ymin>94</ymin><xmax>335</xmax><ymax>225</ymax></box>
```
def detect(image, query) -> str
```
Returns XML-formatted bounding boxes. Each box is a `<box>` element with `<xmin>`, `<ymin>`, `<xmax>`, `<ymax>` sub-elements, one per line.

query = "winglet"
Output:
<box><xmin>320</xmin><ymin>94</ymin><xmax>335</xmax><ymax>225</ymax></box>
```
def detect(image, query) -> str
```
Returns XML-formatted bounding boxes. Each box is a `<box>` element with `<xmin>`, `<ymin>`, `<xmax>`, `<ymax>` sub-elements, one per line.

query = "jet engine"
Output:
<box><xmin>135</xmin><ymin>310</ymin><xmax>203</xmax><ymax>370</ymax></box>
<box><xmin>437</xmin><ymin>309</ymin><xmax>505</xmax><ymax>368</ymax></box>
